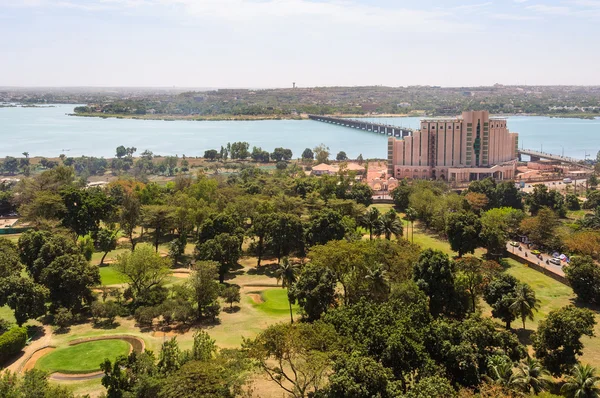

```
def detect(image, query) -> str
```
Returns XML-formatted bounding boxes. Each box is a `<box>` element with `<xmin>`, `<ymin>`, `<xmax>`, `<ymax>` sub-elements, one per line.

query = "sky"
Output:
<box><xmin>1</xmin><ymin>0</ymin><xmax>599</xmax><ymax>87</ymax></box>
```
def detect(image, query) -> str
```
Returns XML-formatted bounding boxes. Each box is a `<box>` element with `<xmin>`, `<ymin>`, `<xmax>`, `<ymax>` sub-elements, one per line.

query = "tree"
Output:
<box><xmin>320</xmin><ymin>354</ymin><xmax>394</xmax><ymax>398</ymax></box>
<box><xmin>54</xmin><ymin>307</ymin><xmax>73</xmax><ymax>331</ymax></box>
<box><xmin>377</xmin><ymin>209</ymin><xmax>403</xmax><ymax>240</ymax></box>
<box><xmin>513</xmin><ymin>356</ymin><xmax>551</xmax><ymax>394</ymax></box>
<box><xmin>196</xmin><ymin>233</ymin><xmax>242</xmax><ymax>283</ymax></box>
<box><xmin>412</xmin><ymin>249</ymin><xmax>465</xmax><ymax>318</ymax></box>
<box><xmin>190</xmin><ymin>261</ymin><xmax>221</xmax><ymax>319</ymax></box>
<box><xmin>302</xmin><ymin>148</ymin><xmax>314</xmax><ymax>161</ymax></box>
<box><xmin>77</xmin><ymin>234</ymin><xmax>94</xmax><ymax>261</ymax></box>
<box><xmin>289</xmin><ymin>263</ymin><xmax>336</xmax><ymax>322</ymax></box>
<box><xmin>243</xmin><ymin>322</ymin><xmax>340</xmax><ymax>398</ymax></box>
<box><xmin>221</xmin><ymin>286</ymin><xmax>240</xmax><ymax>310</ymax></box>
<box><xmin>0</xmin><ymin>276</ymin><xmax>48</xmax><ymax>326</ymax></box>
<box><xmin>313</xmin><ymin>144</ymin><xmax>330</xmax><ymax>164</ymax></box>
<box><xmin>566</xmin><ymin>193</ymin><xmax>581</xmax><ymax>210</ymax></box>
<box><xmin>336</xmin><ymin>151</ymin><xmax>348</xmax><ymax>161</ymax></box>
<box><xmin>0</xmin><ymin>238</ymin><xmax>23</xmax><ymax>279</ymax></box>
<box><xmin>158</xmin><ymin>337</ymin><xmax>182</xmax><ymax>375</ymax></box>
<box><xmin>519</xmin><ymin>207</ymin><xmax>560</xmax><ymax>249</ymax></box>
<box><xmin>19</xmin><ymin>191</ymin><xmax>66</xmax><ymax>224</ymax></box>
<box><xmin>456</xmin><ymin>257</ymin><xmax>500</xmax><ymax>312</ymax></box>
<box><xmin>484</xmin><ymin>273</ymin><xmax>519</xmax><ymax>329</ymax></box>
<box><xmin>446</xmin><ymin>211</ymin><xmax>481</xmax><ymax>257</ymax></box>
<box><xmin>114</xmin><ymin>244</ymin><xmax>171</xmax><ymax>307</ymax></box>
<box><xmin>251</xmin><ymin>146</ymin><xmax>270</xmax><ymax>163</ymax></box>
<box><xmin>526</xmin><ymin>184</ymin><xmax>567</xmax><ymax>217</ymax></box>
<box><xmin>275</xmin><ymin>258</ymin><xmax>300</xmax><ymax>323</ymax></box>
<box><xmin>3</xmin><ymin>156</ymin><xmax>18</xmax><ymax>174</ymax></box>
<box><xmin>360</xmin><ymin>207</ymin><xmax>382</xmax><ymax>240</ymax></box>
<box><xmin>348</xmin><ymin>183</ymin><xmax>373</xmax><ymax>207</ymax></box>
<box><xmin>116</xmin><ymin>145</ymin><xmax>127</xmax><ymax>158</ymax></box>
<box><xmin>533</xmin><ymin>305</ymin><xmax>597</xmax><ymax>376</ymax></box>
<box><xmin>204</xmin><ymin>149</ymin><xmax>218</xmax><ymax>160</ymax></box>
<box><xmin>250</xmin><ymin>213</ymin><xmax>271</xmax><ymax>267</ymax></box>
<box><xmin>390</xmin><ymin>181</ymin><xmax>412</xmax><ymax>212</ymax></box>
<box><xmin>96</xmin><ymin>227</ymin><xmax>120</xmax><ymax>265</ymax></box>
<box><xmin>404</xmin><ymin>375</ymin><xmax>456</xmax><ymax>398</ymax></box>
<box><xmin>305</xmin><ymin>209</ymin><xmax>346</xmax><ymax>247</ymax></box>
<box><xmin>561</xmin><ymin>363</ymin><xmax>600</xmax><ymax>398</ymax></box>
<box><xmin>18</xmin><ymin>230</ymin><xmax>78</xmax><ymax>282</ymax></box>
<box><xmin>509</xmin><ymin>283</ymin><xmax>540</xmax><ymax>330</ymax></box>
<box><xmin>40</xmin><ymin>254</ymin><xmax>100</xmax><ymax>312</ymax></box>
<box><xmin>480</xmin><ymin>207</ymin><xmax>525</xmax><ymax>259</ymax></box>
<box><xmin>268</xmin><ymin>213</ymin><xmax>305</xmax><ymax>262</ymax></box>
<box><xmin>120</xmin><ymin>192</ymin><xmax>142</xmax><ymax>251</ymax></box>
<box><xmin>271</xmin><ymin>147</ymin><xmax>293</xmax><ymax>162</ymax></box>
<box><xmin>142</xmin><ymin>205</ymin><xmax>174</xmax><ymax>253</ymax></box>
<box><xmin>60</xmin><ymin>187</ymin><xmax>115</xmax><ymax>236</ymax></box>
<box><xmin>404</xmin><ymin>207</ymin><xmax>418</xmax><ymax>243</ymax></box>
<box><xmin>565</xmin><ymin>256</ymin><xmax>600</xmax><ymax>304</ymax></box>
<box><xmin>168</xmin><ymin>235</ymin><xmax>187</xmax><ymax>268</ymax></box>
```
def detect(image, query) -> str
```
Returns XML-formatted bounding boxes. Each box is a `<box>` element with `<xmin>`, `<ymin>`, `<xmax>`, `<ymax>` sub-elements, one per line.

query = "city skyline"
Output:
<box><xmin>1</xmin><ymin>0</ymin><xmax>600</xmax><ymax>87</ymax></box>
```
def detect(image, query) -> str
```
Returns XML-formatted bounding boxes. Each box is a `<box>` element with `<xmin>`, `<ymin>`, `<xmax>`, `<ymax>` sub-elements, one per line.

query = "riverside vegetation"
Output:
<box><xmin>3</xmin><ymin>145</ymin><xmax>600</xmax><ymax>397</ymax></box>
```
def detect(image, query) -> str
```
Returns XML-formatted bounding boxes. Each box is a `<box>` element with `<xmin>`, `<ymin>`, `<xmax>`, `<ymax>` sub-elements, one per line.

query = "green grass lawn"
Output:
<box><xmin>0</xmin><ymin>305</ymin><xmax>15</xmax><ymax>323</ymax></box>
<box><xmin>247</xmin><ymin>288</ymin><xmax>298</xmax><ymax>316</ymax></box>
<box><xmin>98</xmin><ymin>266</ymin><xmax>127</xmax><ymax>286</ymax></box>
<box><xmin>410</xmin><ymin>225</ymin><xmax>486</xmax><ymax>258</ymax></box>
<box><xmin>36</xmin><ymin>340</ymin><xmax>130</xmax><ymax>374</ymax></box>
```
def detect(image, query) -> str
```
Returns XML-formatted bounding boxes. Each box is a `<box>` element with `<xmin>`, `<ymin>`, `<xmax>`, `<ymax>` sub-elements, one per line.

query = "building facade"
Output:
<box><xmin>387</xmin><ymin>111</ymin><xmax>518</xmax><ymax>182</ymax></box>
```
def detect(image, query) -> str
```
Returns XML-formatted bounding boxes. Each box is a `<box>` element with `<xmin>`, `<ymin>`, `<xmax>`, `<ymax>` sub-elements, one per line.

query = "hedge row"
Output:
<box><xmin>0</xmin><ymin>327</ymin><xmax>27</xmax><ymax>363</ymax></box>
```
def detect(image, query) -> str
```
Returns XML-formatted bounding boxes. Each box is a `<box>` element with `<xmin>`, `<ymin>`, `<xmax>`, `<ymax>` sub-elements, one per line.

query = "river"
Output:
<box><xmin>1</xmin><ymin>104</ymin><xmax>599</xmax><ymax>160</ymax></box>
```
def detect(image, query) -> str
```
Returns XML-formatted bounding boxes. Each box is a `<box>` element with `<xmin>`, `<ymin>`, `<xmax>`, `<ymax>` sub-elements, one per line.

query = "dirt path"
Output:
<box><xmin>5</xmin><ymin>325</ymin><xmax>53</xmax><ymax>374</ymax></box>
<box><xmin>247</xmin><ymin>293</ymin><xmax>264</xmax><ymax>304</ymax></box>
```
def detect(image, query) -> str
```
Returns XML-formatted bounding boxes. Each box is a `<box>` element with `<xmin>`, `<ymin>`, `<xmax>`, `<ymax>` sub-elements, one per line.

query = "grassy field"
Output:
<box><xmin>98</xmin><ymin>265</ymin><xmax>127</xmax><ymax>285</ymax></box>
<box><xmin>247</xmin><ymin>288</ymin><xmax>298</xmax><ymax>316</ymax></box>
<box><xmin>36</xmin><ymin>340</ymin><xmax>130</xmax><ymax>374</ymax></box>
<box><xmin>0</xmin><ymin>305</ymin><xmax>16</xmax><ymax>323</ymax></box>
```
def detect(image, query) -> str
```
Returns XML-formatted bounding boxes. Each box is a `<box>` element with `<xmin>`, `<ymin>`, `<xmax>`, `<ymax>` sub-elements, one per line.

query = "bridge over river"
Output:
<box><xmin>308</xmin><ymin>115</ymin><xmax>413</xmax><ymax>138</ymax></box>
<box><xmin>518</xmin><ymin>149</ymin><xmax>592</xmax><ymax>170</ymax></box>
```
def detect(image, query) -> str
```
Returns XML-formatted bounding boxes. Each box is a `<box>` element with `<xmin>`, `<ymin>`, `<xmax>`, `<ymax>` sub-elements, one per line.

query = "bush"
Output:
<box><xmin>90</xmin><ymin>301</ymin><xmax>121</xmax><ymax>325</ymax></box>
<box><xmin>134</xmin><ymin>306</ymin><xmax>157</xmax><ymax>327</ymax></box>
<box><xmin>54</xmin><ymin>308</ymin><xmax>73</xmax><ymax>330</ymax></box>
<box><xmin>204</xmin><ymin>302</ymin><xmax>220</xmax><ymax>322</ymax></box>
<box><xmin>0</xmin><ymin>327</ymin><xmax>27</xmax><ymax>363</ymax></box>
<box><xmin>564</xmin><ymin>256</ymin><xmax>600</xmax><ymax>304</ymax></box>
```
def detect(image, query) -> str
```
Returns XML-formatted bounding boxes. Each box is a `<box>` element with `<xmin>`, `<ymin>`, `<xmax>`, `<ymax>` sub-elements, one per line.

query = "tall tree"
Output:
<box><xmin>0</xmin><ymin>276</ymin><xmax>48</xmax><ymax>326</ymax></box>
<box><xmin>446</xmin><ymin>211</ymin><xmax>482</xmax><ymax>257</ymax></box>
<box><xmin>484</xmin><ymin>273</ymin><xmax>519</xmax><ymax>329</ymax></box>
<box><xmin>533</xmin><ymin>305</ymin><xmax>597</xmax><ymax>376</ymax></box>
<box><xmin>275</xmin><ymin>258</ymin><xmax>300</xmax><ymax>323</ymax></box>
<box><xmin>196</xmin><ymin>233</ymin><xmax>242</xmax><ymax>283</ymax></box>
<box><xmin>114</xmin><ymin>244</ymin><xmax>171</xmax><ymax>306</ymax></box>
<box><xmin>377</xmin><ymin>209</ymin><xmax>403</xmax><ymax>240</ymax></box>
<box><xmin>141</xmin><ymin>205</ymin><xmax>174</xmax><ymax>252</ymax></box>
<box><xmin>96</xmin><ymin>227</ymin><xmax>120</xmax><ymax>265</ymax></box>
<box><xmin>509</xmin><ymin>283</ymin><xmax>540</xmax><ymax>330</ymax></box>
<box><xmin>119</xmin><ymin>192</ymin><xmax>142</xmax><ymax>251</ymax></box>
<box><xmin>360</xmin><ymin>207</ymin><xmax>382</xmax><ymax>241</ymax></box>
<box><xmin>189</xmin><ymin>261</ymin><xmax>221</xmax><ymax>319</ymax></box>
<box><xmin>404</xmin><ymin>207</ymin><xmax>418</xmax><ymax>243</ymax></box>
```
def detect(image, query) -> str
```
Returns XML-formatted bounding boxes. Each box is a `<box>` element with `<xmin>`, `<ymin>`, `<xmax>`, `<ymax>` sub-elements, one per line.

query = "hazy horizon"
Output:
<box><xmin>2</xmin><ymin>0</ymin><xmax>600</xmax><ymax>87</ymax></box>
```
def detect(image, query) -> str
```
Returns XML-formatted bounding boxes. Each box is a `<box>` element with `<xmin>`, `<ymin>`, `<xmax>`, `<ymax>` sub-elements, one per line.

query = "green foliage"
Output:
<box><xmin>336</xmin><ymin>151</ymin><xmax>348</xmax><ymax>161</ymax></box>
<box><xmin>484</xmin><ymin>273</ymin><xmax>519</xmax><ymax>329</ymax></box>
<box><xmin>390</xmin><ymin>181</ymin><xmax>412</xmax><ymax>211</ymax></box>
<box><xmin>533</xmin><ymin>305</ymin><xmax>597</xmax><ymax>376</ymax></box>
<box><xmin>480</xmin><ymin>207</ymin><xmax>525</xmax><ymax>258</ymax></box>
<box><xmin>446</xmin><ymin>211</ymin><xmax>481</xmax><ymax>257</ymax></box>
<box><xmin>566</xmin><ymin>193</ymin><xmax>581</xmax><ymax>210</ymax></box>
<box><xmin>302</xmin><ymin>148</ymin><xmax>314</xmax><ymax>160</ymax></box>
<box><xmin>412</xmin><ymin>249</ymin><xmax>467</xmax><ymax>318</ymax></box>
<box><xmin>60</xmin><ymin>186</ymin><xmax>115</xmax><ymax>236</ymax></box>
<box><xmin>509</xmin><ymin>283</ymin><xmax>540</xmax><ymax>329</ymax></box>
<box><xmin>221</xmin><ymin>286</ymin><xmax>241</xmax><ymax>309</ymax></box>
<box><xmin>561</xmin><ymin>363</ymin><xmax>600</xmax><ymax>398</ymax></box>
<box><xmin>189</xmin><ymin>261</ymin><xmax>221</xmax><ymax>319</ymax></box>
<box><xmin>114</xmin><ymin>244</ymin><xmax>171</xmax><ymax>307</ymax></box>
<box><xmin>0</xmin><ymin>326</ymin><xmax>27</xmax><ymax>364</ymax></box>
<box><xmin>289</xmin><ymin>263</ymin><xmax>337</xmax><ymax>322</ymax></box>
<box><xmin>565</xmin><ymin>256</ymin><xmax>600</xmax><ymax>304</ymax></box>
<box><xmin>526</xmin><ymin>184</ymin><xmax>567</xmax><ymax>217</ymax></box>
<box><xmin>306</xmin><ymin>209</ymin><xmax>346</xmax><ymax>247</ymax></box>
<box><xmin>0</xmin><ymin>276</ymin><xmax>48</xmax><ymax>326</ymax></box>
<box><xmin>0</xmin><ymin>369</ymin><xmax>75</xmax><ymax>398</ymax></box>
<box><xmin>158</xmin><ymin>337</ymin><xmax>182</xmax><ymax>375</ymax></box>
<box><xmin>404</xmin><ymin>375</ymin><xmax>456</xmax><ymax>398</ymax></box>
<box><xmin>53</xmin><ymin>307</ymin><xmax>73</xmax><ymax>330</ymax></box>
<box><xmin>76</xmin><ymin>233</ymin><xmax>94</xmax><ymax>261</ymax></box>
<box><xmin>0</xmin><ymin>238</ymin><xmax>23</xmax><ymax>279</ymax></box>
<box><xmin>196</xmin><ymin>233</ymin><xmax>242</xmax><ymax>283</ymax></box>
<box><xmin>95</xmin><ymin>227</ymin><xmax>120</xmax><ymax>265</ymax></box>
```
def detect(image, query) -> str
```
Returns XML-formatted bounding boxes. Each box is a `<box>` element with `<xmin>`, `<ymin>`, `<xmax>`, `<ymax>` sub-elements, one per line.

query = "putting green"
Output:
<box><xmin>248</xmin><ymin>288</ymin><xmax>298</xmax><ymax>316</ymax></box>
<box><xmin>36</xmin><ymin>339</ymin><xmax>130</xmax><ymax>374</ymax></box>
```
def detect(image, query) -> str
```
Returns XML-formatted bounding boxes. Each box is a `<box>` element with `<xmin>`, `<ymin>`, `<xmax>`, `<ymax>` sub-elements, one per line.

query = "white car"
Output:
<box><xmin>549</xmin><ymin>258</ymin><xmax>561</xmax><ymax>266</ymax></box>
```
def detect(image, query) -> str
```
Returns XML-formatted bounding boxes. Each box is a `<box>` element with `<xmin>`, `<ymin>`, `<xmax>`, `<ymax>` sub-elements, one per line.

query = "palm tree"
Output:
<box><xmin>513</xmin><ymin>356</ymin><xmax>551</xmax><ymax>394</ymax></box>
<box><xmin>378</xmin><ymin>209</ymin><xmax>403</xmax><ymax>240</ymax></box>
<box><xmin>275</xmin><ymin>257</ymin><xmax>299</xmax><ymax>324</ymax></box>
<box><xmin>509</xmin><ymin>283</ymin><xmax>540</xmax><ymax>330</ymax></box>
<box><xmin>404</xmin><ymin>207</ymin><xmax>418</xmax><ymax>243</ymax></box>
<box><xmin>486</xmin><ymin>356</ymin><xmax>518</xmax><ymax>389</ymax></box>
<box><xmin>561</xmin><ymin>363</ymin><xmax>600</xmax><ymax>398</ymax></box>
<box><xmin>360</xmin><ymin>207</ymin><xmax>382</xmax><ymax>240</ymax></box>
<box><xmin>365</xmin><ymin>264</ymin><xmax>390</xmax><ymax>302</ymax></box>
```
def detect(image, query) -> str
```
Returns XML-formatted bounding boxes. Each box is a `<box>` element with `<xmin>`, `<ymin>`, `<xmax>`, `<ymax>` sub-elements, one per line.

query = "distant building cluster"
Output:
<box><xmin>387</xmin><ymin>111</ymin><xmax>519</xmax><ymax>182</ymax></box>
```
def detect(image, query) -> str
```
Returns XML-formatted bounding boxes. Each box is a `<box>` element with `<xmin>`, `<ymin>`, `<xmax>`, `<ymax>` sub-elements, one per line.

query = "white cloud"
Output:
<box><xmin>526</xmin><ymin>4</ymin><xmax>570</xmax><ymax>15</ymax></box>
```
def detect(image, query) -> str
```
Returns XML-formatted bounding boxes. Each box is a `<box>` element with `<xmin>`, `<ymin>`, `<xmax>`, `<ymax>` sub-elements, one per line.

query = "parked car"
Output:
<box><xmin>509</xmin><ymin>241</ymin><xmax>519</xmax><ymax>247</ymax></box>
<box><xmin>549</xmin><ymin>258</ymin><xmax>561</xmax><ymax>266</ymax></box>
<box><xmin>531</xmin><ymin>250</ymin><xmax>541</xmax><ymax>255</ymax></box>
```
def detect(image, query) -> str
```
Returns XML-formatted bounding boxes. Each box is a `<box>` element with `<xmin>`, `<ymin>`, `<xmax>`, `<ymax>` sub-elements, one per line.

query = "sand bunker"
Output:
<box><xmin>248</xmin><ymin>293</ymin><xmax>264</xmax><ymax>304</ymax></box>
<box><xmin>21</xmin><ymin>346</ymin><xmax>55</xmax><ymax>372</ymax></box>
<box><xmin>171</xmin><ymin>272</ymin><xmax>191</xmax><ymax>279</ymax></box>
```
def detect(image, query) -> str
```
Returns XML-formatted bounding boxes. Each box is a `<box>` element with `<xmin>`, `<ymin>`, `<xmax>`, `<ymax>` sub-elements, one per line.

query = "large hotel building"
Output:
<box><xmin>387</xmin><ymin>110</ymin><xmax>519</xmax><ymax>182</ymax></box>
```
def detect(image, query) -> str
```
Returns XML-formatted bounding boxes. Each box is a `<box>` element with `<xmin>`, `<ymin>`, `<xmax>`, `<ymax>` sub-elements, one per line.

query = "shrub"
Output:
<box><xmin>0</xmin><ymin>327</ymin><xmax>27</xmax><ymax>363</ymax></box>
<box><xmin>54</xmin><ymin>308</ymin><xmax>73</xmax><ymax>330</ymax></box>
<box><xmin>204</xmin><ymin>302</ymin><xmax>220</xmax><ymax>322</ymax></box>
<box><xmin>134</xmin><ymin>306</ymin><xmax>157</xmax><ymax>327</ymax></box>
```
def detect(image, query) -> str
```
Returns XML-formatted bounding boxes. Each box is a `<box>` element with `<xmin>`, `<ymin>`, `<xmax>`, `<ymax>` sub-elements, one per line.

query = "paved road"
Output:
<box><xmin>506</xmin><ymin>242</ymin><xmax>566</xmax><ymax>277</ymax></box>
<box><xmin>519</xmin><ymin>179</ymin><xmax>587</xmax><ymax>194</ymax></box>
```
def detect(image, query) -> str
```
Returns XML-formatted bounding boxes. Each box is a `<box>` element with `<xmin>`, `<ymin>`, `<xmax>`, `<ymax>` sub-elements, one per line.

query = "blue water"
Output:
<box><xmin>1</xmin><ymin>104</ymin><xmax>598</xmax><ymax>160</ymax></box>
